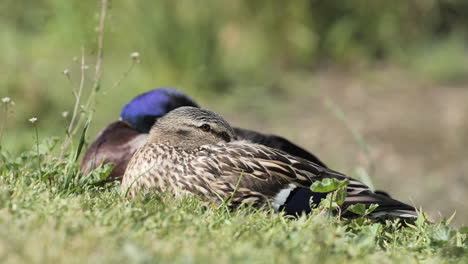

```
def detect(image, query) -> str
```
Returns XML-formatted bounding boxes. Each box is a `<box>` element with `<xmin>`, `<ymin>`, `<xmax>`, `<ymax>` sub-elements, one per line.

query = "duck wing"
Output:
<box><xmin>80</xmin><ymin>121</ymin><xmax>147</xmax><ymax>180</ymax></box>
<box><xmin>233</xmin><ymin>127</ymin><xmax>328</xmax><ymax>168</ymax></box>
<box><xmin>197</xmin><ymin>142</ymin><xmax>416</xmax><ymax>218</ymax></box>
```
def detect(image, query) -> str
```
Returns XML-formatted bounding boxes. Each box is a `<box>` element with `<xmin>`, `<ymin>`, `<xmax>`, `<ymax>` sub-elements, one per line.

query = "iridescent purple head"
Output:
<box><xmin>120</xmin><ymin>88</ymin><xmax>200</xmax><ymax>133</ymax></box>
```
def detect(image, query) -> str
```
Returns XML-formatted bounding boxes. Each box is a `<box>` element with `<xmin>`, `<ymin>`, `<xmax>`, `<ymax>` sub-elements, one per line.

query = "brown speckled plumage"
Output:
<box><xmin>122</xmin><ymin>107</ymin><xmax>417</xmax><ymax>218</ymax></box>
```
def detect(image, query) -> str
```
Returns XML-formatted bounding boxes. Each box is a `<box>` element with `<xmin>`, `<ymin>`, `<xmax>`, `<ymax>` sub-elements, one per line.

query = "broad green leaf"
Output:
<box><xmin>348</xmin><ymin>203</ymin><xmax>379</xmax><ymax>216</ymax></box>
<box><xmin>310</xmin><ymin>178</ymin><xmax>349</xmax><ymax>193</ymax></box>
<box><xmin>348</xmin><ymin>204</ymin><xmax>367</xmax><ymax>216</ymax></box>
<box><xmin>367</xmin><ymin>204</ymin><xmax>379</xmax><ymax>214</ymax></box>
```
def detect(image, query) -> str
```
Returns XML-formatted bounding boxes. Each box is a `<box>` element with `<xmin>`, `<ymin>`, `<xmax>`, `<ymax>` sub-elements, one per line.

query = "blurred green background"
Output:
<box><xmin>1</xmin><ymin>0</ymin><xmax>468</xmax><ymax>225</ymax></box>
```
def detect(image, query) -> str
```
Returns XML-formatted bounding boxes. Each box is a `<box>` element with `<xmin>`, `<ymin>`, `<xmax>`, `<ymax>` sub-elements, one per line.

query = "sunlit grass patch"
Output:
<box><xmin>0</xmin><ymin>154</ymin><xmax>466</xmax><ymax>263</ymax></box>
<box><xmin>0</xmin><ymin>1</ymin><xmax>467</xmax><ymax>262</ymax></box>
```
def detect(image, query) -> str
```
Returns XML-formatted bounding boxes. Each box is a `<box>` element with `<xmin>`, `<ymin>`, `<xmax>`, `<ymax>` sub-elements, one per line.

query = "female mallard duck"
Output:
<box><xmin>122</xmin><ymin>107</ymin><xmax>416</xmax><ymax>218</ymax></box>
<box><xmin>81</xmin><ymin>88</ymin><xmax>327</xmax><ymax>181</ymax></box>
<box><xmin>80</xmin><ymin>88</ymin><xmax>200</xmax><ymax>180</ymax></box>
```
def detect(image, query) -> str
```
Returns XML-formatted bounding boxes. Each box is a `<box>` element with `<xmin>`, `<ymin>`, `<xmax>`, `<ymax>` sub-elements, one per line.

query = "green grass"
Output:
<box><xmin>0</xmin><ymin>144</ymin><xmax>467</xmax><ymax>264</ymax></box>
<box><xmin>1</xmin><ymin>1</ymin><xmax>468</xmax><ymax>262</ymax></box>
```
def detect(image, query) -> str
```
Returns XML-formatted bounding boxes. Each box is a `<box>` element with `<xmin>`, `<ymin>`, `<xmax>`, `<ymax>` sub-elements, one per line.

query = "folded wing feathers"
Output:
<box><xmin>220</xmin><ymin>142</ymin><xmax>369</xmax><ymax>190</ymax></box>
<box><xmin>124</xmin><ymin>141</ymin><xmax>416</xmax><ymax>218</ymax></box>
<box><xmin>205</xmin><ymin>142</ymin><xmax>415</xmax><ymax>216</ymax></box>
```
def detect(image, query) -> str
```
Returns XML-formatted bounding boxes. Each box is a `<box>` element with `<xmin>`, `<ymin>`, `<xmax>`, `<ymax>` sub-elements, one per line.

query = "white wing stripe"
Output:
<box><xmin>272</xmin><ymin>184</ymin><xmax>296</xmax><ymax>210</ymax></box>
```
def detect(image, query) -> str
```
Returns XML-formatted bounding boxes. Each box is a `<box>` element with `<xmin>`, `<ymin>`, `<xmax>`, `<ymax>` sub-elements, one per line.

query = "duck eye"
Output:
<box><xmin>199</xmin><ymin>124</ymin><xmax>211</xmax><ymax>132</ymax></box>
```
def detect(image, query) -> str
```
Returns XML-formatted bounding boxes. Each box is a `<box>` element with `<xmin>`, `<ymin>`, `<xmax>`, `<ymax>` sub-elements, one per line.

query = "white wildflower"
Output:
<box><xmin>130</xmin><ymin>52</ymin><xmax>141</xmax><ymax>63</ymax></box>
<box><xmin>62</xmin><ymin>111</ymin><xmax>69</xmax><ymax>118</ymax></box>
<box><xmin>63</xmin><ymin>69</ymin><xmax>71</xmax><ymax>76</ymax></box>
<box><xmin>29</xmin><ymin>117</ymin><xmax>38</xmax><ymax>124</ymax></box>
<box><xmin>2</xmin><ymin>97</ymin><xmax>11</xmax><ymax>104</ymax></box>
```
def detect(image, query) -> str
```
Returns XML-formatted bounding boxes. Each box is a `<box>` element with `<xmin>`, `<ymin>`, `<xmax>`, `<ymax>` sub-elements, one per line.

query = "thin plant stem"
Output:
<box><xmin>34</xmin><ymin>124</ymin><xmax>41</xmax><ymax>172</ymax></box>
<box><xmin>69</xmin><ymin>0</ymin><xmax>108</xmax><ymax>142</ymax></box>
<box><xmin>0</xmin><ymin>104</ymin><xmax>7</xmax><ymax>149</ymax></box>
<box><xmin>60</xmin><ymin>48</ymin><xmax>86</xmax><ymax>159</ymax></box>
<box><xmin>85</xmin><ymin>0</ymin><xmax>108</xmax><ymax>112</ymax></box>
<box><xmin>328</xmin><ymin>191</ymin><xmax>335</xmax><ymax>218</ymax></box>
<box><xmin>324</xmin><ymin>98</ymin><xmax>376</xmax><ymax>182</ymax></box>
<box><xmin>64</xmin><ymin>74</ymin><xmax>76</xmax><ymax>98</ymax></box>
<box><xmin>104</xmin><ymin>59</ymin><xmax>137</xmax><ymax>94</ymax></box>
<box><xmin>94</xmin><ymin>0</ymin><xmax>107</xmax><ymax>86</ymax></box>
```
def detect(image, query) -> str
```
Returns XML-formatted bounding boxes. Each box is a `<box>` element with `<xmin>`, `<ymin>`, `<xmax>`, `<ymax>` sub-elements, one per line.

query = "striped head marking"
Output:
<box><xmin>147</xmin><ymin>106</ymin><xmax>237</xmax><ymax>149</ymax></box>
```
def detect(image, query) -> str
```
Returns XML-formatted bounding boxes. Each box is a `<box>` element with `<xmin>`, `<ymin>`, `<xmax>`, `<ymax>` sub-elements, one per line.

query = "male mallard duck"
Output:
<box><xmin>122</xmin><ymin>107</ymin><xmax>417</xmax><ymax>218</ymax></box>
<box><xmin>80</xmin><ymin>88</ymin><xmax>200</xmax><ymax>180</ymax></box>
<box><xmin>81</xmin><ymin>88</ymin><xmax>327</xmax><ymax>181</ymax></box>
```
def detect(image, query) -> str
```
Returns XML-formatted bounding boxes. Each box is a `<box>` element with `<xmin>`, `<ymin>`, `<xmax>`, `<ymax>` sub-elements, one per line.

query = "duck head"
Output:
<box><xmin>120</xmin><ymin>88</ymin><xmax>200</xmax><ymax>133</ymax></box>
<box><xmin>147</xmin><ymin>106</ymin><xmax>237</xmax><ymax>150</ymax></box>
